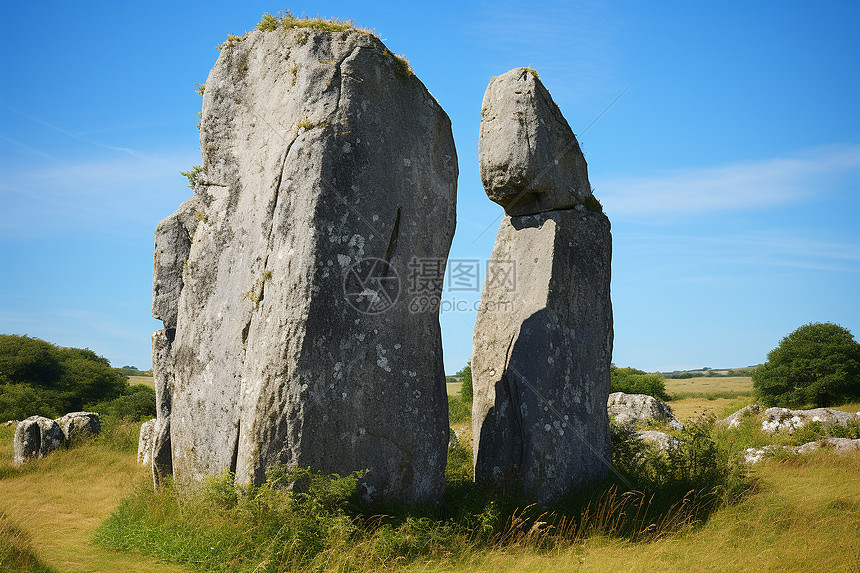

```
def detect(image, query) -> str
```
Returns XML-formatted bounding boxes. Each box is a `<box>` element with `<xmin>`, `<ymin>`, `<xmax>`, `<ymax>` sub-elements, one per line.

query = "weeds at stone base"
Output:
<box><xmin>94</xmin><ymin>418</ymin><xmax>751</xmax><ymax>572</ymax></box>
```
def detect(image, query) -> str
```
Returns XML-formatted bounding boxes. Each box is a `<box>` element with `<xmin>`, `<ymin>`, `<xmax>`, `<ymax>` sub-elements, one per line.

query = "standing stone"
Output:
<box><xmin>472</xmin><ymin>68</ymin><xmax>612</xmax><ymax>503</ymax></box>
<box><xmin>138</xmin><ymin>418</ymin><xmax>156</xmax><ymax>466</ymax></box>
<box><xmin>14</xmin><ymin>416</ymin><xmax>65</xmax><ymax>466</ymax></box>
<box><xmin>150</xmin><ymin>330</ymin><xmax>173</xmax><ymax>486</ymax></box>
<box><xmin>153</xmin><ymin>25</ymin><xmax>456</xmax><ymax>504</ymax></box>
<box><xmin>55</xmin><ymin>412</ymin><xmax>101</xmax><ymax>441</ymax></box>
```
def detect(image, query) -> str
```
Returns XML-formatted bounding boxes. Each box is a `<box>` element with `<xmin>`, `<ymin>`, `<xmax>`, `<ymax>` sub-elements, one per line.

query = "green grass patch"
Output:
<box><xmin>94</xmin><ymin>414</ymin><xmax>750</xmax><ymax>572</ymax></box>
<box><xmin>448</xmin><ymin>393</ymin><xmax>471</xmax><ymax>424</ymax></box>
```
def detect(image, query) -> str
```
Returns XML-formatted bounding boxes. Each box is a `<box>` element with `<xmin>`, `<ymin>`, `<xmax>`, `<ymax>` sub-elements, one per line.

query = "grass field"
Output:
<box><xmin>0</xmin><ymin>424</ymin><xmax>188</xmax><ymax>573</ymax></box>
<box><xmin>447</xmin><ymin>381</ymin><xmax>463</xmax><ymax>396</ymax></box>
<box><xmin>410</xmin><ymin>452</ymin><xmax>860</xmax><ymax>572</ymax></box>
<box><xmin>664</xmin><ymin>376</ymin><xmax>754</xmax><ymax>421</ymax></box>
<box><xmin>2</xmin><ymin>420</ymin><xmax>858</xmax><ymax>572</ymax></box>
<box><xmin>664</xmin><ymin>376</ymin><xmax>753</xmax><ymax>395</ymax></box>
<box><xmin>127</xmin><ymin>376</ymin><xmax>154</xmax><ymax>389</ymax></box>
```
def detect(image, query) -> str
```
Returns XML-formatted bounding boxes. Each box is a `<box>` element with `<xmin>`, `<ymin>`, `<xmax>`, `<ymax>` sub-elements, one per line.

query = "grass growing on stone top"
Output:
<box><xmin>257</xmin><ymin>11</ymin><xmax>369</xmax><ymax>34</ymax></box>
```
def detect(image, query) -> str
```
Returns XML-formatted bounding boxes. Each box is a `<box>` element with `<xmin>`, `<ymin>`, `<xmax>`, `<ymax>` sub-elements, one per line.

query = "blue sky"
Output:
<box><xmin>1</xmin><ymin>1</ymin><xmax>857</xmax><ymax>373</ymax></box>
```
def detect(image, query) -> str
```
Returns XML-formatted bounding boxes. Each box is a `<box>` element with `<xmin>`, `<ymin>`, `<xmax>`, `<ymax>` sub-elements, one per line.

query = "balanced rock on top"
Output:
<box><xmin>478</xmin><ymin>68</ymin><xmax>592</xmax><ymax>216</ymax></box>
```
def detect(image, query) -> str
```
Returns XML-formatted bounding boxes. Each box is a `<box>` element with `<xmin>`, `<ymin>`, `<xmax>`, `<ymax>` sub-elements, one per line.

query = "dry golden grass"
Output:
<box><xmin>664</xmin><ymin>376</ymin><xmax>753</xmax><ymax>394</ymax></box>
<box><xmin>410</xmin><ymin>451</ymin><xmax>860</xmax><ymax>573</ymax></box>
<box><xmin>668</xmin><ymin>396</ymin><xmax>753</xmax><ymax>421</ymax></box>
<box><xmin>127</xmin><ymin>376</ymin><xmax>154</xmax><ymax>389</ymax></box>
<box><xmin>447</xmin><ymin>382</ymin><xmax>463</xmax><ymax>396</ymax></box>
<box><xmin>0</xmin><ymin>425</ymin><xmax>188</xmax><ymax>573</ymax></box>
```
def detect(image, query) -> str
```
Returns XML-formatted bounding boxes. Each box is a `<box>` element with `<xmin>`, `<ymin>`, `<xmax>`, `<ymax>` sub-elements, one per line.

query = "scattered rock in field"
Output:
<box><xmin>743</xmin><ymin>445</ymin><xmax>781</xmax><ymax>464</ymax></box>
<box><xmin>138</xmin><ymin>418</ymin><xmax>156</xmax><ymax>466</ymax></box>
<box><xmin>154</xmin><ymin>26</ymin><xmax>456</xmax><ymax>504</ymax></box>
<box><xmin>716</xmin><ymin>404</ymin><xmax>761</xmax><ymax>429</ymax></box>
<box><xmin>55</xmin><ymin>412</ymin><xmax>101</xmax><ymax>441</ymax></box>
<box><xmin>636</xmin><ymin>430</ymin><xmax>679</xmax><ymax>451</ymax></box>
<box><xmin>13</xmin><ymin>416</ymin><xmax>65</xmax><ymax>466</ymax></box>
<box><xmin>760</xmin><ymin>407</ymin><xmax>860</xmax><ymax>433</ymax></box>
<box><xmin>478</xmin><ymin>67</ymin><xmax>593</xmax><ymax>216</ymax></box>
<box><xmin>607</xmin><ymin>392</ymin><xmax>684</xmax><ymax>430</ymax></box>
<box><xmin>473</xmin><ymin>68</ymin><xmax>612</xmax><ymax>504</ymax></box>
<box><xmin>744</xmin><ymin>438</ymin><xmax>860</xmax><ymax>463</ymax></box>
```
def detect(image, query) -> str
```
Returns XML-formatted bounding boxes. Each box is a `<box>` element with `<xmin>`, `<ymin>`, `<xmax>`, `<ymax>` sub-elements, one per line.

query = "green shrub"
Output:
<box><xmin>611</xmin><ymin>365</ymin><xmax>670</xmax><ymax>401</ymax></box>
<box><xmin>0</xmin><ymin>335</ymin><xmax>127</xmax><ymax>420</ymax></box>
<box><xmin>448</xmin><ymin>394</ymin><xmax>471</xmax><ymax>424</ymax></box>
<box><xmin>86</xmin><ymin>384</ymin><xmax>156</xmax><ymax>423</ymax></box>
<box><xmin>753</xmin><ymin>322</ymin><xmax>860</xmax><ymax>408</ymax></box>
<box><xmin>457</xmin><ymin>362</ymin><xmax>472</xmax><ymax>403</ymax></box>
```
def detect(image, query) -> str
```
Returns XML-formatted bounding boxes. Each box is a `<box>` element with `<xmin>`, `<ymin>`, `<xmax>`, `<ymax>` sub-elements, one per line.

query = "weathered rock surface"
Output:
<box><xmin>760</xmin><ymin>407</ymin><xmax>860</xmax><ymax>433</ymax></box>
<box><xmin>154</xmin><ymin>27</ymin><xmax>456</xmax><ymax>504</ymax></box>
<box><xmin>150</xmin><ymin>330</ymin><xmax>173</xmax><ymax>486</ymax></box>
<box><xmin>636</xmin><ymin>430</ymin><xmax>679</xmax><ymax>451</ymax></box>
<box><xmin>607</xmin><ymin>392</ymin><xmax>684</xmax><ymax>430</ymax></box>
<box><xmin>14</xmin><ymin>416</ymin><xmax>65</xmax><ymax>466</ymax></box>
<box><xmin>55</xmin><ymin>412</ymin><xmax>101</xmax><ymax>441</ymax></box>
<box><xmin>2</xmin><ymin>420</ymin><xmax>19</xmax><ymax>428</ymax></box>
<box><xmin>472</xmin><ymin>208</ymin><xmax>612</xmax><ymax>503</ymax></box>
<box><xmin>152</xmin><ymin>197</ymin><xmax>201</xmax><ymax>329</ymax></box>
<box><xmin>478</xmin><ymin>68</ymin><xmax>593</xmax><ymax>216</ymax></box>
<box><xmin>138</xmin><ymin>418</ymin><xmax>156</xmax><ymax>466</ymax></box>
<box><xmin>717</xmin><ymin>404</ymin><xmax>761</xmax><ymax>429</ymax></box>
<box><xmin>744</xmin><ymin>438</ymin><xmax>860</xmax><ymax>464</ymax></box>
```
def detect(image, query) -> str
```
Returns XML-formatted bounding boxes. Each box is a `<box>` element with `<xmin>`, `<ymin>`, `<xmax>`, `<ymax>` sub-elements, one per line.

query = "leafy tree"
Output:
<box><xmin>86</xmin><ymin>384</ymin><xmax>156</xmax><ymax>422</ymax></box>
<box><xmin>456</xmin><ymin>362</ymin><xmax>472</xmax><ymax>403</ymax></box>
<box><xmin>610</xmin><ymin>365</ymin><xmax>670</xmax><ymax>401</ymax></box>
<box><xmin>753</xmin><ymin>322</ymin><xmax>860</xmax><ymax>408</ymax></box>
<box><xmin>0</xmin><ymin>335</ymin><xmax>128</xmax><ymax>420</ymax></box>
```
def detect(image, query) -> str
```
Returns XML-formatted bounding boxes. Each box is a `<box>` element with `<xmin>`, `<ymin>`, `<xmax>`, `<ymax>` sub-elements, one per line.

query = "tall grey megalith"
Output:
<box><xmin>150</xmin><ymin>24</ymin><xmax>457</xmax><ymax>504</ymax></box>
<box><xmin>472</xmin><ymin>68</ymin><xmax>613</xmax><ymax>503</ymax></box>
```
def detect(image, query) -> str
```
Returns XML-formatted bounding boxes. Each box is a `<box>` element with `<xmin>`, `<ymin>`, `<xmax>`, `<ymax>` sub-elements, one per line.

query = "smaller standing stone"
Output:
<box><xmin>138</xmin><ymin>418</ymin><xmax>157</xmax><ymax>466</ymax></box>
<box><xmin>14</xmin><ymin>416</ymin><xmax>65</xmax><ymax>466</ymax></box>
<box><xmin>55</xmin><ymin>412</ymin><xmax>101</xmax><ymax>441</ymax></box>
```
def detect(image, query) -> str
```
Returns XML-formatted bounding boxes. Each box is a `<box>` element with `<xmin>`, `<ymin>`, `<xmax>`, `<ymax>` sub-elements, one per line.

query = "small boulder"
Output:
<box><xmin>717</xmin><ymin>404</ymin><xmax>761</xmax><ymax>428</ymax></box>
<box><xmin>636</xmin><ymin>430</ymin><xmax>679</xmax><ymax>451</ymax></box>
<box><xmin>607</xmin><ymin>392</ymin><xmax>684</xmax><ymax>430</ymax></box>
<box><xmin>2</xmin><ymin>420</ymin><xmax>19</xmax><ymax>428</ymax></box>
<box><xmin>138</xmin><ymin>418</ymin><xmax>157</xmax><ymax>466</ymax></box>
<box><xmin>13</xmin><ymin>416</ymin><xmax>65</xmax><ymax>466</ymax></box>
<box><xmin>55</xmin><ymin>412</ymin><xmax>101</xmax><ymax>441</ymax></box>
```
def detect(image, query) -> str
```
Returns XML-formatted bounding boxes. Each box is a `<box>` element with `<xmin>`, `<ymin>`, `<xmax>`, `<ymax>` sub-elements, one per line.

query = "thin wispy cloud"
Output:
<box><xmin>0</xmin><ymin>151</ymin><xmax>196</xmax><ymax>238</ymax></box>
<box><xmin>0</xmin><ymin>100</ymin><xmax>149</xmax><ymax>158</ymax></box>
<box><xmin>599</xmin><ymin>144</ymin><xmax>860</xmax><ymax>218</ymax></box>
<box><xmin>622</xmin><ymin>230</ymin><xmax>860</xmax><ymax>275</ymax></box>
